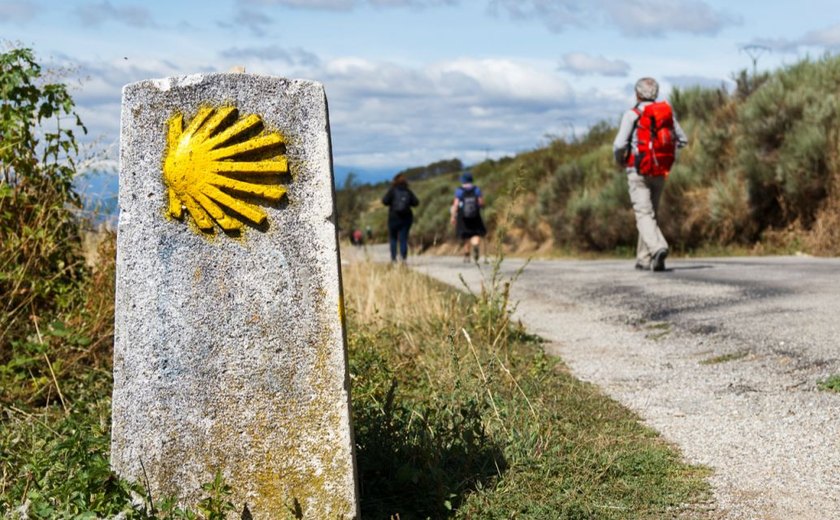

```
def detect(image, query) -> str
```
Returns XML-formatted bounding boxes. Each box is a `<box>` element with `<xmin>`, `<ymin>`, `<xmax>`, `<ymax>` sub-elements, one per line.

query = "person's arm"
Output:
<box><xmin>673</xmin><ymin>117</ymin><xmax>688</xmax><ymax>148</ymax></box>
<box><xmin>612</xmin><ymin>110</ymin><xmax>638</xmax><ymax>166</ymax></box>
<box><xmin>476</xmin><ymin>187</ymin><xmax>485</xmax><ymax>207</ymax></box>
<box><xmin>382</xmin><ymin>187</ymin><xmax>393</xmax><ymax>206</ymax></box>
<box><xmin>410</xmin><ymin>190</ymin><xmax>420</xmax><ymax>207</ymax></box>
<box><xmin>450</xmin><ymin>197</ymin><xmax>459</xmax><ymax>224</ymax></box>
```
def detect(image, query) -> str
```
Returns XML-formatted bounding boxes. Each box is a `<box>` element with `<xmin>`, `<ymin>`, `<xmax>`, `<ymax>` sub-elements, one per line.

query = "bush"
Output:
<box><xmin>670</xmin><ymin>85</ymin><xmax>728</xmax><ymax>123</ymax></box>
<box><xmin>0</xmin><ymin>47</ymin><xmax>87</xmax><ymax>356</ymax></box>
<box><xmin>733</xmin><ymin>58</ymin><xmax>840</xmax><ymax>233</ymax></box>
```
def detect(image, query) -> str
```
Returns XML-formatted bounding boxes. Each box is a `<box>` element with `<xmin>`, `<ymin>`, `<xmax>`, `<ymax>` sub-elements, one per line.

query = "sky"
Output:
<box><xmin>3</xmin><ymin>0</ymin><xmax>840</xmax><ymax>183</ymax></box>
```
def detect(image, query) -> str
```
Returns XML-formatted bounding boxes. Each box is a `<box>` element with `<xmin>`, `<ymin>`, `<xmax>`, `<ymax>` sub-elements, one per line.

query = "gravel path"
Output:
<box><xmin>390</xmin><ymin>252</ymin><xmax>840</xmax><ymax>519</ymax></box>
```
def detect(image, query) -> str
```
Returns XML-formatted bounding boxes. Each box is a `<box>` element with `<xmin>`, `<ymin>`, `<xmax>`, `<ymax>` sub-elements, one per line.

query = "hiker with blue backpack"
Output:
<box><xmin>450</xmin><ymin>171</ymin><xmax>487</xmax><ymax>263</ymax></box>
<box><xmin>613</xmin><ymin>77</ymin><xmax>688</xmax><ymax>272</ymax></box>
<box><xmin>382</xmin><ymin>173</ymin><xmax>419</xmax><ymax>263</ymax></box>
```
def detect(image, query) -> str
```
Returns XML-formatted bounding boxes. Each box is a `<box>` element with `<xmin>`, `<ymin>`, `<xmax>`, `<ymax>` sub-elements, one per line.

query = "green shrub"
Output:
<box><xmin>564</xmin><ymin>172</ymin><xmax>634</xmax><ymax>251</ymax></box>
<box><xmin>670</xmin><ymin>85</ymin><xmax>728</xmax><ymax>123</ymax></box>
<box><xmin>734</xmin><ymin>58</ymin><xmax>840</xmax><ymax>232</ymax></box>
<box><xmin>0</xmin><ymin>47</ymin><xmax>87</xmax><ymax>355</ymax></box>
<box><xmin>818</xmin><ymin>375</ymin><xmax>840</xmax><ymax>393</ymax></box>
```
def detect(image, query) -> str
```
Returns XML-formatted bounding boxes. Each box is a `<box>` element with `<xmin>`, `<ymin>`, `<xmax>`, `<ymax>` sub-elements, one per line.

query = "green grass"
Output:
<box><xmin>344</xmin><ymin>259</ymin><xmax>711</xmax><ymax>519</ymax></box>
<box><xmin>700</xmin><ymin>351</ymin><xmax>750</xmax><ymax>365</ymax></box>
<box><xmin>1</xmin><ymin>241</ymin><xmax>710</xmax><ymax>518</ymax></box>
<box><xmin>817</xmin><ymin>375</ymin><xmax>840</xmax><ymax>393</ymax></box>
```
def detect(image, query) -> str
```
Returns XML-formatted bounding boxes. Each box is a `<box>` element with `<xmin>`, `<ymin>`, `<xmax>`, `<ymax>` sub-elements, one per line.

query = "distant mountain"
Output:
<box><xmin>334</xmin><ymin>165</ymin><xmax>395</xmax><ymax>186</ymax></box>
<box><xmin>74</xmin><ymin>171</ymin><xmax>118</xmax><ymax>224</ymax></box>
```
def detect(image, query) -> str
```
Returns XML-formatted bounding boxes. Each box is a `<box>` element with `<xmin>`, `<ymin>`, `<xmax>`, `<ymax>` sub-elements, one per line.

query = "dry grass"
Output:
<box><xmin>805</xmin><ymin>164</ymin><xmax>840</xmax><ymax>255</ymax></box>
<box><xmin>343</xmin><ymin>261</ymin><xmax>459</xmax><ymax>328</ymax></box>
<box><xmin>342</xmin><ymin>259</ymin><xmax>712</xmax><ymax>519</ymax></box>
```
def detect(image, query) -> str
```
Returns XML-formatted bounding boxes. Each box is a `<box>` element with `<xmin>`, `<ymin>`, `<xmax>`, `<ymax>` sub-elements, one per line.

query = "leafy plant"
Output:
<box><xmin>817</xmin><ymin>374</ymin><xmax>840</xmax><ymax>393</ymax></box>
<box><xmin>0</xmin><ymin>46</ymin><xmax>87</xmax><ymax>355</ymax></box>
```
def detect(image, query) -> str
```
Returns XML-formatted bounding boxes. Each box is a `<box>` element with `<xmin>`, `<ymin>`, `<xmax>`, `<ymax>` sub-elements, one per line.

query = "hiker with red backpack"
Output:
<box><xmin>450</xmin><ymin>171</ymin><xmax>487</xmax><ymax>263</ymax></box>
<box><xmin>613</xmin><ymin>77</ymin><xmax>687</xmax><ymax>272</ymax></box>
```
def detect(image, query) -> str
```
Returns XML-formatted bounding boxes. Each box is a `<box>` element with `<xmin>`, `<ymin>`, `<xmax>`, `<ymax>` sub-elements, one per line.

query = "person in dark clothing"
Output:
<box><xmin>381</xmin><ymin>173</ymin><xmax>419</xmax><ymax>263</ymax></box>
<box><xmin>450</xmin><ymin>171</ymin><xmax>487</xmax><ymax>263</ymax></box>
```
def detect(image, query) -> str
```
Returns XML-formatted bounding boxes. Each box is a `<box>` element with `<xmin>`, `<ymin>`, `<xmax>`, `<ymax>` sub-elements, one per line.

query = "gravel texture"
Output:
<box><xmin>400</xmin><ymin>252</ymin><xmax>840</xmax><ymax>520</ymax></box>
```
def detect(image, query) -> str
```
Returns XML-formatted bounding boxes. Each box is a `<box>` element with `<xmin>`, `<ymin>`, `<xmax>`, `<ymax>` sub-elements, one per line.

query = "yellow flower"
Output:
<box><xmin>163</xmin><ymin>106</ymin><xmax>288</xmax><ymax>233</ymax></box>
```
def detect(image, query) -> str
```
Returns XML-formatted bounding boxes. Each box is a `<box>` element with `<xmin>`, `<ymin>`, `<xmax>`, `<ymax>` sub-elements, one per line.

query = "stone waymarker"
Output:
<box><xmin>112</xmin><ymin>74</ymin><xmax>359</xmax><ymax>518</ymax></box>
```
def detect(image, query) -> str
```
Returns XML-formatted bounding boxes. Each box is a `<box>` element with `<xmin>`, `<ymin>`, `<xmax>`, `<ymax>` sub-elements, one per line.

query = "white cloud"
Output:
<box><xmin>220</xmin><ymin>45</ymin><xmax>321</xmax><ymax>67</ymax></box>
<box><xmin>307</xmin><ymin>57</ymin><xmax>610</xmax><ymax>168</ymax></box>
<box><xmin>432</xmin><ymin>58</ymin><xmax>575</xmax><ymax>103</ymax></box>
<box><xmin>222</xmin><ymin>8</ymin><xmax>274</xmax><ymax>36</ymax></box>
<box><xmin>0</xmin><ymin>0</ymin><xmax>39</xmax><ymax>23</ymax></box>
<box><xmin>745</xmin><ymin>23</ymin><xmax>840</xmax><ymax>55</ymax></box>
<box><xmin>800</xmin><ymin>23</ymin><xmax>840</xmax><ymax>49</ymax></box>
<box><xmin>664</xmin><ymin>74</ymin><xmax>733</xmax><ymax>91</ymax></box>
<box><xmin>244</xmin><ymin>0</ymin><xmax>354</xmax><ymax>8</ymax></box>
<box><xmin>368</xmin><ymin>0</ymin><xmax>456</xmax><ymax>7</ymax></box>
<box><xmin>742</xmin><ymin>38</ymin><xmax>795</xmax><ymax>54</ymax></box>
<box><xmin>487</xmin><ymin>0</ymin><xmax>586</xmax><ymax>31</ymax></box>
<box><xmin>323</xmin><ymin>58</ymin><xmax>435</xmax><ymax>97</ymax></box>
<box><xmin>490</xmin><ymin>0</ymin><xmax>738</xmax><ymax>37</ymax></box>
<box><xmin>58</xmin><ymin>49</ymin><xmax>621</xmax><ymax>173</ymax></box>
<box><xmin>241</xmin><ymin>0</ymin><xmax>454</xmax><ymax>9</ymax></box>
<box><xmin>74</xmin><ymin>1</ymin><xmax>156</xmax><ymax>28</ymax></box>
<box><xmin>604</xmin><ymin>0</ymin><xmax>740</xmax><ymax>37</ymax></box>
<box><xmin>559</xmin><ymin>52</ymin><xmax>630</xmax><ymax>77</ymax></box>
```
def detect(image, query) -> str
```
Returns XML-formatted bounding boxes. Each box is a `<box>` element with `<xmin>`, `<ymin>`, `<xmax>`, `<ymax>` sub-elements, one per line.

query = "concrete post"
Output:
<box><xmin>112</xmin><ymin>73</ymin><xmax>359</xmax><ymax>519</ymax></box>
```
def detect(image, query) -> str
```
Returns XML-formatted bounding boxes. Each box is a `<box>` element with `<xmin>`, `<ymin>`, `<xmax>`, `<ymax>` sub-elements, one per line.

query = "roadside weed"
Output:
<box><xmin>700</xmin><ymin>351</ymin><xmax>750</xmax><ymax>365</ymax></box>
<box><xmin>817</xmin><ymin>375</ymin><xmax>840</xmax><ymax>393</ymax></box>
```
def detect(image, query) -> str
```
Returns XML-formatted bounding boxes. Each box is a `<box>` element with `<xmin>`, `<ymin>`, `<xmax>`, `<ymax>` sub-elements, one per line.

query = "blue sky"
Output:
<box><xmin>3</xmin><ymin>0</ymin><xmax>840</xmax><ymax>183</ymax></box>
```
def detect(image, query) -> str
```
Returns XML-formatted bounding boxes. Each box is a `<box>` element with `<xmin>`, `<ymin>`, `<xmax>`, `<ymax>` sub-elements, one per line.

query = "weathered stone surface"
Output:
<box><xmin>112</xmin><ymin>74</ymin><xmax>358</xmax><ymax>519</ymax></box>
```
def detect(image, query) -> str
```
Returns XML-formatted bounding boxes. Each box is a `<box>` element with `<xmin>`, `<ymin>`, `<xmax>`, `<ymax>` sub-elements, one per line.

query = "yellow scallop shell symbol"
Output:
<box><xmin>163</xmin><ymin>106</ymin><xmax>288</xmax><ymax>233</ymax></box>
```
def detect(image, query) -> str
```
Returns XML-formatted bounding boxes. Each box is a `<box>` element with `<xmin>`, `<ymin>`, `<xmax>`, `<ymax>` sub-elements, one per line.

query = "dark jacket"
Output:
<box><xmin>382</xmin><ymin>185</ymin><xmax>419</xmax><ymax>225</ymax></box>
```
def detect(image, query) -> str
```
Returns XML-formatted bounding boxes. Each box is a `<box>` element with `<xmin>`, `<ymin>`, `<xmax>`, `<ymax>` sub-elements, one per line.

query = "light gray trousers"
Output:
<box><xmin>627</xmin><ymin>169</ymin><xmax>668</xmax><ymax>265</ymax></box>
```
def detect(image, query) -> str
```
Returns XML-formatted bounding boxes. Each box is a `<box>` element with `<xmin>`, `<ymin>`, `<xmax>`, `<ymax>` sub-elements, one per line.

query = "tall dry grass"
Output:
<box><xmin>341</xmin><ymin>260</ymin><xmax>710</xmax><ymax>519</ymax></box>
<box><xmin>343</xmin><ymin>261</ymin><xmax>460</xmax><ymax>328</ymax></box>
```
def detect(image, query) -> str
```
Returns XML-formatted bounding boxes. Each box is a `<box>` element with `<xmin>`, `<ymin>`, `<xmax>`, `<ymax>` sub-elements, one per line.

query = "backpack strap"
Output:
<box><xmin>624</xmin><ymin>107</ymin><xmax>642</xmax><ymax>166</ymax></box>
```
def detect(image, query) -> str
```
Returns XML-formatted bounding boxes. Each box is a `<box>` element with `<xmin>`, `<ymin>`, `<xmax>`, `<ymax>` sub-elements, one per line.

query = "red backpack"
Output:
<box><xmin>627</xmin><ymin>101</ymin><xmax>676</xmax><ymax>176</ymax></box>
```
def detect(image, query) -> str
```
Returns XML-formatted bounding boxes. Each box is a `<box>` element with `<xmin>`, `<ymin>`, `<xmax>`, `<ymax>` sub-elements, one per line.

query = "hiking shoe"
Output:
<box><xmin>463</xmin><ymin>252</ymin><xmax>471</xmax><ymax>263</ymax></box>
<box><xmin>635</xmin><ymin>262</ymin><xmax>649</xmax><ymax>271</ymax></box>
<box><xmin>651</xmin><ymin>249</ymin><xmax>668</xmax><ymax>272</ymax></box>
<box><xmin>472</xmin><ymin>246</ymin><xmax>480</xmax><ymax>263</ymax></box>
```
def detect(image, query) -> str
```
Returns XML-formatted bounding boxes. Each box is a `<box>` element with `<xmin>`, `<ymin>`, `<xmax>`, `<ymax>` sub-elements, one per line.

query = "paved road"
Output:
<box><xmin>394</xmin><ymin>252</ymin><xmax>840</xmax><ymax>519</ymax></box>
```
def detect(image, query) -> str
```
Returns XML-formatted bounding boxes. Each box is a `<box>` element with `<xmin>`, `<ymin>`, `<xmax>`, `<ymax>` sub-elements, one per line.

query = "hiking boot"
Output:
<box><xmin>635</xmin><ymin>262</ymin><xmax>649</xmax><ymax>271</ymax></box>
<box><xmin>472</xmin><ymin>245</ymin><xmax>480</xmax><ymax>263</ymax></box>
<box><xmin>463</xmin><ymin>252</ymin><xmax>471</xmax><ymax>263</ymax></box>
<box><xmin>651</xmin><ymin>249</ymin><xmax>668</xmax><ymax>272</ymax></box>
